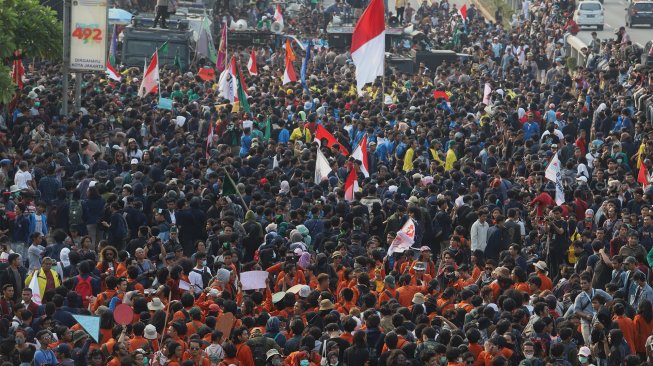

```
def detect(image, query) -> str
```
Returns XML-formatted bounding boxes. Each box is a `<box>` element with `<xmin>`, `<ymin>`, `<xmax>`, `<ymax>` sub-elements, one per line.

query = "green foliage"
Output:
<box><xmin>0</xmin><ymin>0</ymin><xmax>63</xmax><ymax>104</ymax></box>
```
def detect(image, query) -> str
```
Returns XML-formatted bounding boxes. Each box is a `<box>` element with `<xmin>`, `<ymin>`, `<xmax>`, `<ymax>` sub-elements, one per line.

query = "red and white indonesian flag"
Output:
<box><xmin>106</xmin><ymin>61</ymin><xmax>121</xmax><ymax>81</ymax></box>
<box><xmin>138</xmin><ymin>51</ymin><xmax>159</xmax><ymax>97</ymax></box>
<box><xmin>315</xmin><ymin>124</ymin><xmax>349</xmax><ymax>155</ymax></box>
<box><xmin>352</xmin><ymin>135</ymin><xmax>369</xmax><ymax>177</ymax></box>
<box><xmin>387</xmin><ymin>218</ymin><xmax>416</xmax><ymax>257</ymax></box>
<box><xmin>344</xmin><ymin>166</ymin><xmax>359</xmax><ymax>202</ymax></box>
<box><xmin>351</xmin><ymin>0</ymin><xmax>385</xmax><ymax>93</ymax></box>
<box><xmin>274</xmin><ymin>4</ymin><xmax>284</xmax><ymax>25</ymax></box>
<box><xmin>459</xmin><ymin>4</ymin><xmax>468</xmax><ymax>20</ymax></box>
<box><xmin>247</xmin><ymin>49</ymin><xmax>258</xmax><ymax>76</ymax></box>
<box><xmin>282</xmin><ymin>57</ymin><xmax>297</xmax><ymax>85</ymax></box>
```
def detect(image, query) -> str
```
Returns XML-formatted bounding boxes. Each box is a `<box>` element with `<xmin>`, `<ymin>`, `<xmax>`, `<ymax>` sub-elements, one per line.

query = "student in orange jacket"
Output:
<box><xmin>182</xmin><ymin>339</ymin><xmax>212</xmax><ymax>366</ymax></box>
<box><xmin>378</xmin><ymin>275</ymin><xmax>400</xmax><ymax>304</ymax></box>
<box><xmin>395</xmin><ymin>274</ymin><xmax>426</xmax><ymax>308</ymax></box>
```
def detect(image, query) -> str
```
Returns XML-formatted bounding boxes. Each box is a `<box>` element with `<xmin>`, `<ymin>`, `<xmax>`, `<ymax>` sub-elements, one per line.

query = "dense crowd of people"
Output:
<box><xmin>1</xmin><ymin>0</ymin><xmax>653</xmax><ymax>365</ymax></box>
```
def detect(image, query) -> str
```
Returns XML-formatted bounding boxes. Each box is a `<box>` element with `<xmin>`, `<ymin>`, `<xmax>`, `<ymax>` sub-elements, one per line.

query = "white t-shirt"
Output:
<box><xmin>14</xmin><ymin>169</ymin><xmax>32</xmax><ymax>189</ymax></box>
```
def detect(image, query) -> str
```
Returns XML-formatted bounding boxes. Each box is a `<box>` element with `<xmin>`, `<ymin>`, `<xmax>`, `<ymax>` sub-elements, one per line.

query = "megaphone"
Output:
<box><xmin>271</xmin><ymin>21</ymin><xmax>284</xmax><ymax>34</ymax></box>
<box><xmin>235</xmin><ymin>19</ymin><xmax>248</xmax><ymax>30</ymax></box>
<box><xmin>403</xmin><ymin>24</ymin><xmax>414</xmax><ymax>35</ymax></box>
<box><xmin>331</xmin><ymin>15</ymin><xmax>342</xmax><ymax>25</ymax></box>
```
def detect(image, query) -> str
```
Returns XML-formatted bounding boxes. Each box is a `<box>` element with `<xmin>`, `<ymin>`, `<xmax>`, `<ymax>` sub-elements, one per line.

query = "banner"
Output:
<box><xmin>72</xmin><ymin>315</ymin><xmax>100</xmax><ymax>343</ymax></box>
<box><xmin>545</xmin><ymin>153</ymin><xmax>565</xmax><ymax>205</ymax></box>
<box><xmin>70</xmin><ymin>0</ymin><xmax>108</xmax><ymax>71</ymax></box>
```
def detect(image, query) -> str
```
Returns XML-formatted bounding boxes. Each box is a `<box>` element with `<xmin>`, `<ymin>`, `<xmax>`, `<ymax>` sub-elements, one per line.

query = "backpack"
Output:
<box><xmin>69</xmin><ymin>200</ymin><xmax>83</xmax><ymax>227</ymax></box>
<box><xmin>192</xmin><ymin>268</ymin><xmax>213</xmax><ymax>289</ymax></box>
<box><xmin>356</xmin><ymin>284</ymin><xmax>370</xmax><ymax>306</ymax></box>
<box><xmin>47</xmin><ymin>205</ymin><xmax>59</xmax><ymax>229</ymax></box>
<box><xmin>248</xmin><ymin>339</ymin><xmax>268</xmax><ymax>366</ymax></box>
<box><xmin>75</xmin><ymin>275</ymin><xmax>93</xmax><ymax>308</ymax></box>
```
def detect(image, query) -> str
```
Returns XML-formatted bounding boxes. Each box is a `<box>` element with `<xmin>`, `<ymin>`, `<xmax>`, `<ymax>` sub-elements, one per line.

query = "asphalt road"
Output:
<box><xmin>326</xmin><ymin>0</ymin><xmax>649</xmax><ymax>47</ymax></box>
<box><xmin>573</xmin><ymin>0</ymin><xmax>651</xmax><ymax>47</ymax></box>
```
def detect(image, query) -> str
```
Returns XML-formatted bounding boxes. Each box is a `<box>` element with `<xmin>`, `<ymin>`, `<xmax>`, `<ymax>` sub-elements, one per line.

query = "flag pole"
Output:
<box><xmin>156</xmin><ymin>50</ymin><xmax>161</xmax><ymax>99</ymax></box>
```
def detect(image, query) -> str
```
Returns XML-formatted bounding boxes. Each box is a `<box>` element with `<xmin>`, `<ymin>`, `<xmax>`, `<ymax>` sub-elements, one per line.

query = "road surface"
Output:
<box><xmin>573</xmin><ymin>0</ymin><xmax>650</xmax><ymax>47</ymax></box>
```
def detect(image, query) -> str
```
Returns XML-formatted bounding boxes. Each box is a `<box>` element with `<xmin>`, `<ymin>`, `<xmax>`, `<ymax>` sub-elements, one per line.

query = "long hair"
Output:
<box><xmin>638</xmin><ymin>299</ymin><xmax>653</xmax><ymax>323</ymax></box>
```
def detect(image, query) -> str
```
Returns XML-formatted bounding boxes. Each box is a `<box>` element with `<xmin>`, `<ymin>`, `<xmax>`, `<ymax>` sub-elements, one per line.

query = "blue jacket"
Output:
<box><xmin>82</xmin><ymin>197</ymin><xmax>105</xmax><ymax>224</ymax></box>
<box><xmin>28</xmin><ymin>213</ymin><xmax>48</xmax><ymax>237</ymax></box>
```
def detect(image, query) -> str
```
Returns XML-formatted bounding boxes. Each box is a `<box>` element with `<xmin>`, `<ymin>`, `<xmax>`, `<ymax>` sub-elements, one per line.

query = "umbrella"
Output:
<box><xmin>109</xmin><ymin>8</ymin><xmax>133</xmax><ymax>25</ymax></box>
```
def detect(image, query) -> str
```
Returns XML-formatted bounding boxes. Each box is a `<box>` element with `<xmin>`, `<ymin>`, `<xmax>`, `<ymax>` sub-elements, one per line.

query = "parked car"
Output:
<box><xmin>625</xmin><ymin>0</ymin><xmax>653</xmax><ymax>27</ymax></box>
<box><xmin>573</xmin><ymin>0</ymin><xmax>605</xmax><ymax>30</ymax></box>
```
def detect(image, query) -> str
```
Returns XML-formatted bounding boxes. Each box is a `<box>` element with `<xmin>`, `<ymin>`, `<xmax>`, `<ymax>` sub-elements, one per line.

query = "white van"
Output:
<box><xmin>573</xmin><ymin>0</ymin><xmax>605</xmax><ymax>30</ymax></box>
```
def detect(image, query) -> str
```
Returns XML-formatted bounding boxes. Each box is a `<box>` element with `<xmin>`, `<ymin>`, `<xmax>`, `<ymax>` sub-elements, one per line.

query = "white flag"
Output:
<box><xmin>545</xmin><ymin>153</ymin><xmax>565</xmax><ymax>205</ymax></box>
<box><xmin>314</xmin><ymin>148</ymin><xmax>332</xmax><ymax>184</ymax></box>
<box><xmin>28</xmin><ymin>271</ymin><xmax>42</xmax><ymax>305</ymax></box>
<box><xmin>217</xmin><ymin>68</ymin><xmax>236</xmax><ymax>102</ymax></box>
<box><xmin>482</xmin><ymin>83</ymin><xmax>492</xmax><ymax>105</ymax></box>
<box><xmin>387</xmin><ymin>218</ymin><xmax>416</xmax><ymax>257</ymax></box>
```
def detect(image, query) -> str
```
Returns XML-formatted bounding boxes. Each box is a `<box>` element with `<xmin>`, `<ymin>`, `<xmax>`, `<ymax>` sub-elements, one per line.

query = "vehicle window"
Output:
<box><xmin>634</xmin><ymin>3</ymin><xmax>653</xmax><ymax>10</ymax></box>
<box><xmin>580</xmin><ymin>3</ymin><xmax>602</xmax><ymax>10</ymax></box>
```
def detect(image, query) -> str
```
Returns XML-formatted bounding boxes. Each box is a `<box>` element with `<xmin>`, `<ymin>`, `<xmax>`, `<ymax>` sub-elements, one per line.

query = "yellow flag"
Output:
<box><xmin>637</xmin><ymin>142</ymin><xmax>646</xmax><ymax>169</ymax></box>
<box><xmin>568</xmin><ymin>228</ymin><xmax>581</xmax><ymax>264</ymax></box>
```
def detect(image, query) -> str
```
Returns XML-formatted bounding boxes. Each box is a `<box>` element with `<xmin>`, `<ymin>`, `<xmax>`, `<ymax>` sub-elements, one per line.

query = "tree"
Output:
<box><xmin>0</xmin><ymin>0</ymin><xmax>62</xmax><ymax>104</ymax></box>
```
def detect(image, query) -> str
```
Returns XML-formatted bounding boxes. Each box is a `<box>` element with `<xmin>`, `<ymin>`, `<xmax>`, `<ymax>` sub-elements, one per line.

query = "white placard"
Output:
<box><xmin>69</xmin><ymin>0</ymin><xmax>108</xmax><ymax>71</ymax></box>
<box><xmin>240</xmin><ymin>271</ymin><xmax>268</xmax><ymax>290</ymax></box>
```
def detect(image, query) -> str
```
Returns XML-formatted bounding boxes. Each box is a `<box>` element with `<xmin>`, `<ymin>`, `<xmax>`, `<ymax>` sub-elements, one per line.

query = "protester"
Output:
<box><xmin>1</xmin><ymin>0</ymin><xmax>653</xmax><ymax>364</ymax></box>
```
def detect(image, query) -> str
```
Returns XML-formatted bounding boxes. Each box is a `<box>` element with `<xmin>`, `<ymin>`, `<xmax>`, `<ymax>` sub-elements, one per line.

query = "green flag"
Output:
<box><xmin>236</xmin><ymin>65</ymin><xmax>250</xmax><ymax>113</ymax></box>
<box><xmin>263</xmin><ymin>117</ymin><xmax>271</xmax><ymax>142</ymax></box>
<box><xmin>222</xmin><ymin>172</ymin><xmax>238</xmax><ymax>196</ymax></box>
<box><xmin>174</xmin><ymin>49</ymin><xmax>182</xmax><ymax>70</ymax></box>
<box><xmin>158</xmin><ymin>41</ymin><xmax>169</xmax><ymax>55</ymax></box>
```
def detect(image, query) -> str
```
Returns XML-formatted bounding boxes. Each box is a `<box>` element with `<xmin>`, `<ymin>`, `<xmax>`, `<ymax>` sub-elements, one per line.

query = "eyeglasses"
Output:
<box><xmin>485</xmin><ymin>267</ymin><xmax>493</xmax><ymax>270</ymax></box>
<box><xmin>465</xmin><ymin>361</ymin><xmax>475</xmax><ymax>365</ymax></box>
<box><xmin>190</xmin><ymin>347</ymin><xmax>200</xmax><ymax>350</ymax></box>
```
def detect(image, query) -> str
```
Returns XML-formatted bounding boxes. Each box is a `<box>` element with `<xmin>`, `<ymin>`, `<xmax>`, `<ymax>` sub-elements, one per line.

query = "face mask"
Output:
<box><xmin>272</xmin><ymin>359</ymin><xmax>282</xmax><ymax>366</ymax></box>
<box><xmin>579</xmin><ymin>357</ymin><xmax>588</xmax><ymax>363</ymax></box>
<box><xmin>330</xmin><ymin>363</ymin><xmax>338</xmax><ymax>366</ymax></box>
<box><xmin>440</xmin><ymin>356</ymin><xmax>447</xmax><ymax>365</ymax></box>
<box><xmin>15</xmin><ymin>338</ymin><xmax>25</xmax><ymax>345</ymax></box>
<box><xmin>202</xmin><ymin>260</ymin><xmax>207</xmax><ymax>266</ymax></box>
<box><xmin>524</xmin><ymin>353</ymin><xmax>534</xmax><ymax>359</ymax></box>
<box><xmin>300</xmin><ymin>360</ymin><xmax>309</xmax><ymax>366</ymax></box>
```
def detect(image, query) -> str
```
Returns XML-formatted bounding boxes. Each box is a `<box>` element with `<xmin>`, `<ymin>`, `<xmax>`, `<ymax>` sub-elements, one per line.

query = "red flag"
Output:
<box><xmin>247</xmin><ymin>49</ymin><xmax>257</xmax><ymax>76</ymax></box>
<box><xmin>344</xmin><ymin>167</ymin><xmax>359</xmax><ymax>202</ymax></box>
<box><xmin>433</xmin><ymin>91</ymin><xmax>449</xmax><ymax>101</ymax></box>
<box><xmin>351</xmin><ymin>0</ymin><xmax>385</xmax><ymax>93</ymax></box>
<box><xmin>11</xmin><ymin>50</ymin><xmax>25</xmax><ymax>90</ymax></box>
<box><xmin>459</xmin><ymin>4</ymin><xmax>468</xmax><ymax>20</ymax></box>
<box><xmin>285</xmin><ymin>39</ymin><xmax>295</xmax><ymax>63</ymax></box>
<box><xmin>198</xmin><ymin>67</ymin><xmax>216</xmax><ymax>81</ymax></box>
<box><xmin>639</xmin><ymin>164</ymin><xmax>649</xmax><ymax>189</ymax></box>
<box><xmin>315</xmin><ymin>124</ymin><xmax>349</xmax><ymax>155</ymax></box>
